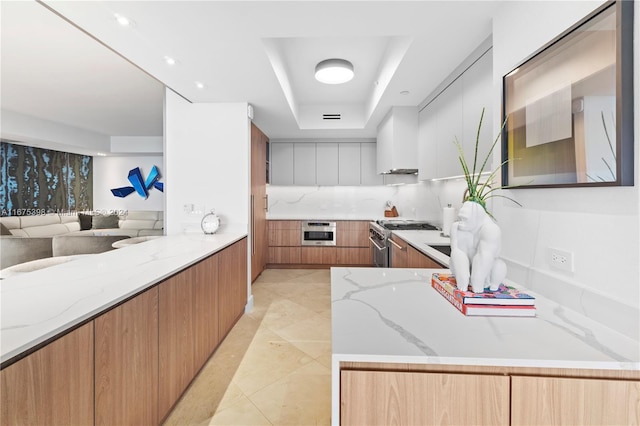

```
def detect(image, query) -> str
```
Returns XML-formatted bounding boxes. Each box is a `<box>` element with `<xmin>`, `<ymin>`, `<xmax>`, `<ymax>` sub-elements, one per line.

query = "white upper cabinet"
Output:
<box><xmin>360</xmin><ymin>143</ymin><xmax>384</xmax><ymax>185</ymax></box>
<box><xmin>293</xmin><ymin>144</ymin><xmax>316</xmax><ymax>185</ymax></box>
<box><xmin>436</xmin><ymin>77</ymin><xmax>463</xmax><ymax>179</ymax></box>
<box><xmin>462</xmin><ymin>52</ymin><xmax>493</xmax><ymax>173</ymax></box>
<box><xmin>417</xmin><ymin>48</ymin><xmax>493</xmax><ymax>180</ymax></box>
<box><xmin>270</xmin><ymin>142</ymin><xmax>294</xmax><ymax>185</ymax></box>
<box><xmin>316</xmin><ymin>143</ymin><xmax>339</xmax><ymax>185</ymax></box>
<box><xmin>376</xmin><ymin>106</ymin><xmax>419</xmax><ymax>174</ymax></box>
<box><xmin>270</xmin><ymin>142</ymin><xmax>381</xmax><ymax>186</ymax></box>
<box><xmin>338</xmin><ymin>143</ymin><xmax>361</xmax><ymax>185</ymax></box>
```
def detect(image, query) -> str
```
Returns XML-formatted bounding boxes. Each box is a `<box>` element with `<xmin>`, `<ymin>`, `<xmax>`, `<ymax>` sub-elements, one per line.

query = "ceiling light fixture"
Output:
<box><xmin>195</xmin><ymin>81</ymin><xmax>205</xmax><ymax>89</ymax></box>
<box><xmin>315</xmin><ymin>58</ymin><xmax>354</xmax><ymax>85</ymax></box>
<box><xmin>164</xmin><ymin>56</ymin><xmax>177</xmax><ymax>66</ymax></box>
<box><xmin>114</xmin><ymin>14</ymin><xmax>134</xmax><ymax>27</ymax></box>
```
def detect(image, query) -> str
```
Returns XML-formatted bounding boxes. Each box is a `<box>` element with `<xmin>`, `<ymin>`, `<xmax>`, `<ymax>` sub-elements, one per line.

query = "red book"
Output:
<box><xmin>431</xmin><ymin>274</ymin><xmax>536</xmax><ymax>317</ymax></box>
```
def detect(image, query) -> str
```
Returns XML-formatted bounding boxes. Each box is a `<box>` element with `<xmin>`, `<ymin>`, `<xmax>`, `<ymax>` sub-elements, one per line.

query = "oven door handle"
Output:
<box><xmin>369</xmin><ymin>237</ymin><xmax>386</xmax><ymax>251</ymax></box>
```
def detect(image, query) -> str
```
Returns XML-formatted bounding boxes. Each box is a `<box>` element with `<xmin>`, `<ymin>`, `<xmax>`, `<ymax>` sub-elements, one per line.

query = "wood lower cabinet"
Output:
<box><xmin>268</xmin><ymin>220</ymin><xmax>372</xmax><ymax>266</ymax></box>
<box><xmin>219</xmin><ymin>238</ymin><xmax>248</xmax><ymax>338</ymax></box>
<box><xmin>389</xmin><ymin>234</ymin><xmax>408</xmax><ymax>268</ymax></box>
<box><xmin>301</xmin><ymin>246</ymin><xmax>337</xmax><ymax>264</ymax></box>
<box><xmin>159</xmin><ymin>268</ymin><xmax>197</xmax><ymax>419</ymax></box>
<box><xmin>511</xmin><ymin>376</ymin><xmax>640</xmax><ymax>425</ymax></box>
<box><xmin>391</xmin><ymin>234</ymin><xmax>446</xmax><ymax>268</ymax></box>
<box><xmin>341</xmin><ymin>370</ymin><xmax>509</xmax><ymax>426</ymax></box>
<box><xmin>95</xmin><ymin>288</ymin><xmax>159</xmax><ymax>426</ymax></box>
<box><xmin>193</xmin><ymin>254</ymin><xmax>220</xmax><ymax>371</ymax></box>
<box><xmin>0</xmin><ymin>238</ymin><xmax>248</xmax><ymax>426</ymax></box>
<box><xmin>1</xmin><ymin>323</ymin><xmax>94</xmax><ymax>426</ymax></box>
<box><xmin>407</xmin><ymin>244</ymin><xmax>446</xmax><ymax>268</ymax></box>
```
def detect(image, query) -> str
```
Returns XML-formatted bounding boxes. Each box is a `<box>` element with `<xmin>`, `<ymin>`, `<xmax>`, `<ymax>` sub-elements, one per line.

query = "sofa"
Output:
<box><xmin>0</xmin><ymin>210</ymin><xmax>164</xmax><ymax>238</ymax></box>
<box><xmin>0</xmin><ymin>210</ymin><xmax>164</xmax><ymax>270</ymax></box>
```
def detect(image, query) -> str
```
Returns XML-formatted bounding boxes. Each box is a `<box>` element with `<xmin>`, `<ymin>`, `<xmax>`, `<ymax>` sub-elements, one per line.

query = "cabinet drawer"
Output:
<box><xmin>336</xmin><ymin>221</ymin><xmax>370</xmax><ymax>247</ymax></box>
<box><xmin>511</xmin><ymin>376</ymin><xmax>640</xmax><ymax>425</ymax></box>
<box><xmin>336</xmin><ymin>248</ymin><xmax>371</xmax><ymax>265</ymax></box>
<box><xmin>268</xmin><ymin>247</ymin><xmax>301</xmax><ymax>264</ymax></box>
<box><xmin>301</xmin><ymin>247</ymin><xmax>337</xmax><ymax>265</ymax></box>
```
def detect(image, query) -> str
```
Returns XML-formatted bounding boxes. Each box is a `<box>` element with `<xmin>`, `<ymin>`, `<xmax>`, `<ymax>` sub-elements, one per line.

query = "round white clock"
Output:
<box><xmin>201</xmin><ymin>210</ymin><xmax>220</xmax><ymax>234</ymax></box>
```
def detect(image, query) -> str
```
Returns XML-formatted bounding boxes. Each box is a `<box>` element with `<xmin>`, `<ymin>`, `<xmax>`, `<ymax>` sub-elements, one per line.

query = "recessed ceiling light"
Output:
<box><xmin>164</xmin><ymin>56</ymin><xmax>178</xmax><ymax>66</ymax></box>
<box><xmin>195</xmin><ymin>81</ymin><xmax>205</xmax><ymax>89</ymax></box>
<box><xmin>400</xmin><ymin>90</ymin><xmax>410</xmax><ymax>95</ymax></box>
<box><xmin>96</xmin><ymin>152</ymin><xmax>107</xmax><ymax>157</ymax></box>
<box><xmin>114</xmin><ymin>14</ymin><xmax>134</xmax><ymax>27</ymax></box>
<box><xmin>315</xmin><ymin>59</ymin><xmax>354</xmax><ymax>85</ymax></box>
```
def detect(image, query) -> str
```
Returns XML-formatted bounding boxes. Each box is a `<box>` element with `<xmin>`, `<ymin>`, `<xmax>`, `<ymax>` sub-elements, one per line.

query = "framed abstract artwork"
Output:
<box><xmin>502</xmin><ymin>0</ymin><xmax>634</xmax><ymax>188</ymax></box>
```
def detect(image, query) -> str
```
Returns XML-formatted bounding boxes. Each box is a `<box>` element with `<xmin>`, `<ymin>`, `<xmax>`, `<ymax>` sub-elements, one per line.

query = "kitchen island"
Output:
<box><xmin>1</xmin><ymin>232</ymin><xmax>248</xmax><ymax>425</ymax></box>
<box><xmin>331</xmin><ymin>267</ymin><xmax>640</xmax><ymax>425</ymax></box>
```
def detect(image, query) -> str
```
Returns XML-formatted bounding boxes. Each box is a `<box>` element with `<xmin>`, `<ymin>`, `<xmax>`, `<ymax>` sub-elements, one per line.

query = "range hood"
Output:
<box><xmin>376</xmin><ymin>106</ymin><xmax>419</xmax><ymax>175</ymax></box>
<box><xmin>384</xmin><ymin>168</ymin><xmax>418</xmax><ymax>175</ymax></box>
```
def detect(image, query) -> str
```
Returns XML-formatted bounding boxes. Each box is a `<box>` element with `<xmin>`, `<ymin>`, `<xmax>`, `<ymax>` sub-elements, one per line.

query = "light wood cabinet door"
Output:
<box><xmin>407</xmin><ymin>245</ymin><xmax>446</xmax><ymax>268</ymax></box>
<box><xmin>301</xmin><ymin>246</ymin><xmax>337</xmax><ymax>264</ymax></box>
<box><xmin>336</xmin><ymin>221</ymin><xmax>370</xmax><ymax>247</ymax></box>
<box><xmin>194</xmin><ymin>254</ymin><xmax>220</xmax><ymax>367</ymax></box>
<box><xmin>219</xmin><ymin>238</ymin><xmax>248</xmax><ymax>339</ymax></box>
<box><xmin>1</xmin><ymin>322</ymin><xmax>94</xmax><ymax>426</ymax></box>
<box><xmin>336</xmin><ymin>247</ymin><xmax>371</xmax><ymax>265</ymax></box>
<box><xmin>158</xmin><ymin>268</ymin><xmax>197</xmax><ymax>420</ymax></box>
<box><xmin>251</xmin><ymin>123</ymin><xmax>268</xmax><ymax>282</ymax></box>
<box><xmin>268</xmin><ymin>220</ymin><xmax>301</xmax><ymax>246</ymax></box>
<box><xmin>389</xmin><ymin>234</ymin><xmax>408</xmax><ymax>268</ymax></box>
<box><xmin>511</xmin><ymin>375</ymin><xmax>640</xmax><ymax>425</ymax></box>
<box><xmin>268</xmin><ymin>247</ymin><xmax>301</xmax><ymax>264</ymax></box>
<box><xmin>341</xmin><ymin>370</ymin><xmax>509</xmax><ymax>426</ymax></box>
<box><xmin>95</xmin><ymin>288</ymin><xmax>159</xmax><ymax>426</ymax></box>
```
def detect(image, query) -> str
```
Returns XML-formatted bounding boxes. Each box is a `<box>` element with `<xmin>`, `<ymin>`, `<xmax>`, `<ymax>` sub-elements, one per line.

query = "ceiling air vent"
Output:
<box><xmin>323</xmin><ymin>113</ymin><xmax>341</xmax><ymax>120</ymax></box>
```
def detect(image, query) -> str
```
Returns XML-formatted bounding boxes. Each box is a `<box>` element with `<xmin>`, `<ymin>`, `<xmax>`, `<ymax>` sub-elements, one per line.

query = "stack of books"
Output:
<box><xmin>431</xmin><ymin>273</ymin><xmax>536</xmax><ymax>317</ymax></box>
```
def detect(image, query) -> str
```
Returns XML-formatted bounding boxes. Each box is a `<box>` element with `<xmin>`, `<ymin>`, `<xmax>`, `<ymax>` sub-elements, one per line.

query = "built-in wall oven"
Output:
<box><xmin>369</xmin><ymin>220</ymin><xmax>439</xmax><ymax>267</ymax></box>
<box><xmin>301</xmin><ymin>221</ymin><xmax>336</xmax><ymax>246</ymax></box>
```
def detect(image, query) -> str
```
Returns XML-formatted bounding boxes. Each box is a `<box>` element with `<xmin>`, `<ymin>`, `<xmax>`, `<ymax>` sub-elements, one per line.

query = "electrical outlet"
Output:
<box><xmin>549</xmin><ymin>247</ymin><xmax>574</xmax><ymax>272</ymax></box>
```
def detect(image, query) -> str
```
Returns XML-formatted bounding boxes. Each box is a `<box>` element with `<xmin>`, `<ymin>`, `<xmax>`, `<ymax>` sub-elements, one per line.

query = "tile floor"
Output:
<box><xmin>164</xmin><ymin>269</ymin><xmax>332</xmax><ymax>426</ymax></box>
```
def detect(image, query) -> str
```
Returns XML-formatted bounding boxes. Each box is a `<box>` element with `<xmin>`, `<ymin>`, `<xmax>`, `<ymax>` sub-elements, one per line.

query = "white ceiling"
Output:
<box><xmin>1</xmin><ymin>0</ymin><xmax>499</xmax><ymax>148</ymax></box>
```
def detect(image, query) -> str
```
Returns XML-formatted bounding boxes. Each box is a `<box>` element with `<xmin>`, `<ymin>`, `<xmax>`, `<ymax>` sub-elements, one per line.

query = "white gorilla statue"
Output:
<box><xmin>449</xmin><ymin>201</ymin><xmax>507</xmax><ymax>294</ymax></box>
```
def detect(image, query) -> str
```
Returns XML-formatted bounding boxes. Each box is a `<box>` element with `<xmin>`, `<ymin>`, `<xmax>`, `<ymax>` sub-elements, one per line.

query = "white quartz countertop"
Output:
<box><xmin>0</xmin><ymin>232</ymin><xmax>246</xmax><ymax>365</ymax></box>
<box><xmin>267</xmin><ymin>213</ymin><xmax>383</xmax><ymax>221</ymax></box>
<box><xmin>331</xmin><ymin>267</ymin><xmax>639</xmax><ymax>370</ymax></box>
<box><xmin>392</xmin><ymin>230</ymin><xmax>451</xmax><ymax>266</ymax></box>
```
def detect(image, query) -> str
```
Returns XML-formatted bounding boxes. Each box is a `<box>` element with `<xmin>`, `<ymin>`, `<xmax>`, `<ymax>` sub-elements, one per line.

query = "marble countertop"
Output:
<box><xmin>0</xmin><ymin>232</ymin><xmax>246</xmax><ymax>365</ymax></box>
<box><xmin>392</xmin><ymin>230</ymin><xmax>451</xmax><ymax>266</ymax></box>
<box><xmin>331</xmin><ymin>267</ymin><xmax>639</xmax><ymax>370</ymax></box>
<box><xmin>267</xmin><ymin>213</ymin><xmax>383</xmax><ymax>221</ymax></box>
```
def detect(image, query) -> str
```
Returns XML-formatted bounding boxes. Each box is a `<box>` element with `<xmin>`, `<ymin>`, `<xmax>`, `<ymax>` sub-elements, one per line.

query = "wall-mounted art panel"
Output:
<box><xmin>0</xmin><ymin>141</ymin><xmax>93</xmax><ymax>215</ymax></box>
<box><xmin>502</xmin><ymin>0</ymin><xmax>634</xmax><ymax>188</ymax></box>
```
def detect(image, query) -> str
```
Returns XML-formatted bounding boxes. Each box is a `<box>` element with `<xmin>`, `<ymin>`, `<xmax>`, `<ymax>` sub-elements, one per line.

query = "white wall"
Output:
<box><xmin>492</xmin><ymin>0</ymin><xmax>639</xmax><ymax>341</ymax></box>
<box><xmin>0</xmin><ymin>109</ymin><xmax>110</xmax><ymax>156</ymax></box>
<box><xmin>93</xmin><ymin>155</ymin><xmax>164</xmax><ymax>212</ymax></box>
<box><xmin>164</xmin><ymin>89</ymin><xmax>250</xmax><ymax>235</ymax></box>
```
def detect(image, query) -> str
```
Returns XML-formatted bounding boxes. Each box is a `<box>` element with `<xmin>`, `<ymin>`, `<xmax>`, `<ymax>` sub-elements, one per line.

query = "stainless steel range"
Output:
<box><xmin>369</xmin><ymin>220</ymin><xmax>439</xmax><ymax>267</ymax></box>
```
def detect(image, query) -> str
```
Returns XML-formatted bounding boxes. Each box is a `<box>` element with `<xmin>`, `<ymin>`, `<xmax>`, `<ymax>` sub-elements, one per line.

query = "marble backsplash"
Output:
<box><xmin>266</xmin><ymin>179</ymin><xmax>469</xmax><ymax>223</ymax></box>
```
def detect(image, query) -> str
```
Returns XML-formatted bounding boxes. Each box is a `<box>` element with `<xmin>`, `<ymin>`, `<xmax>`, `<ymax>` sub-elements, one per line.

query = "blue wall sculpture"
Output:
<box><xmin>111</xmin><ymin>165</ymin><xmax>164</xmax><ymax>199</ymax></box>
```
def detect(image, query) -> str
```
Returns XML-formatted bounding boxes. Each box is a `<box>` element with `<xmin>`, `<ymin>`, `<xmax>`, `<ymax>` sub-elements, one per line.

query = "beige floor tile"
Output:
<box><xmin>273</xmin><ymin>315</ymin><xmax>331</xmax><ymax>359</ymax></box>
<box><xmin>249</xmin><ymin>360</ymin><xmax>332</xmax><ymax>426</ymax></box>
<box><xmin>259</xmin><ymin>298</ymin><xmax>320</xmax><ymax>333</ymax></box>
<box><xmin>165</xmin><ymin>268</ymin><xmax>332</xmax><ymax>426</ymax></box>
<box><xmin>231</xmin><ymin>327</ymin><xmax>313</xmax><ymax>396</ymax></box>
<box><xmin>208</xmin><ymin>395</ymin><xmax>272</xmax><ymax>426</ymax></box>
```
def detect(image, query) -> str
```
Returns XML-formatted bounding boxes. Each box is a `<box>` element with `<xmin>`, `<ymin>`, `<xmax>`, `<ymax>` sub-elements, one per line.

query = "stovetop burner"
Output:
<box><xmin>376</xmin><ymin>220</ymin><xmax>438</xmax><ymax>231</ymax></box>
